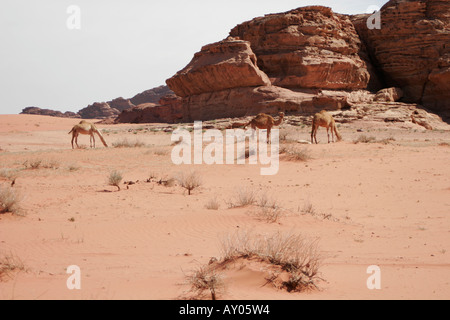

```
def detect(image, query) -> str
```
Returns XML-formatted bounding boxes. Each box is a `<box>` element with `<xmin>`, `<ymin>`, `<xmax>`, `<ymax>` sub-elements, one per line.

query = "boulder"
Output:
<box><xmin>166</xmin><ymin>39</ymin><xmax>271</xmax><ymax>97</ymax></box>
<box><xmin>77</xmin><ymin>102</ymin><xmax>120</xmax><ymax>119</ymax></box>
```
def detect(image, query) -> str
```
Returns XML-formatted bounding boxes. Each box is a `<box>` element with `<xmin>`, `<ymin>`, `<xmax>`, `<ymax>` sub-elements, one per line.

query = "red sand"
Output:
<box><xmin>0</xmin><ymin>115</ymin><xmax>449</xmax><ymax>300</ymax></box>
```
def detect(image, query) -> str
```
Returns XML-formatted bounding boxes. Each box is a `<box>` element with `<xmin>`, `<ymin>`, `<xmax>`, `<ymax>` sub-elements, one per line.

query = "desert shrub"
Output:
<box><xmin>220</xmin><ymin>231</ymin><xmax>322</xmax><ymax>292</ymax></box>
<box><xmin>186</xmin><ymin>265</ymin><xmax>224</xmax><ymax>300</ymax></box>
<box><xmin>205</xmin><ymin>197</ymin><xmax>220</xmax><ymax>210</ymax></box>
<box><xmin>226</xmin><ymin>188</ymin><xmax>257</xmax><ymax>208</ymax></box>
<box><xmin>108</xmin><ymin>170</ymin><xmax>123</xmax><ymax>191</ymax></box>
<box><xmin>0</xmin><ymin>186</ymin><xmax>20</xmax><ymax>214</ymax></box>
<box><xmin>0</xmin><ymin>252</ymin><xmax>25</xmax><ymax>281</ymax></box>
<box><xmin>176</xmin><ymin>171</ymin><xmax>202</xmax><ymax>195</ymax></box>
<box><xmin>280</xmin><ymin>147</ymin><xmax>312</xmax><ymax>162</ymax></box>
<box><xmin>112</xmin><ymin>138</ymin><xmax>146</xmax><ymax>148</ymax></box>
<box><xmin>353</xmin><ymin>135</ymin><xmax>376</xmax><ymax>144</ymax></box>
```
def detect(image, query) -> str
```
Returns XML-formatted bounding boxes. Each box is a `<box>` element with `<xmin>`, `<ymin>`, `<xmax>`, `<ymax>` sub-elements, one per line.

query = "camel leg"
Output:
<box><xmin>267</xmin><ymin>127</ymin><xmax>271</xmax><ymax>144</ymax></box>
<box><xmin>311</xmin><ymin>125</ymin><xmax>318</xmax><ymax>144</ymax></box>
<box><xmin>71</xmin><ymin>133</ymin><xmax>75</xmax><ymax>149</ymax></box>
<box><xmin>91</xmin><ymin>133</ymin><xmax>96</xmax><ymax>148</ymax></box>
<box><xmin>75</xmin><ymin>134</ymin><xmax>80</xmax><ymax>149</ymax></box>
<box><xmin>331</xmin><ymin>125</ymin><xmax>335</xmax><ymax>143</ymax></box>
<box><xmin>327</xmin><ymin>127</ymin><xmax>331</xmax><ymax>144</ymax></box>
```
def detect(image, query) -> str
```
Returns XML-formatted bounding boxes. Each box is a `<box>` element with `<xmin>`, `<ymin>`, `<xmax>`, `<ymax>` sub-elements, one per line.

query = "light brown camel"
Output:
<box><xmin>68</xmin><ymin>121</ymin><xmax>108</xmax><ymax>149</ymax></box>
<box><xmin>311</xmin><ymin>110</ymin><xmax>342</xmax><ymax>144</ymax></box>
<box><xmin>245</xmin><ymin>112</ymin><xmax>285</xmax><ymax>143</ymax></box>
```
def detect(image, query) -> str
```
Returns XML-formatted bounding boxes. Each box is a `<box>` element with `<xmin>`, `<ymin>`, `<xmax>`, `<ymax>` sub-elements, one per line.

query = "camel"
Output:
<box><xmin>245</xmin><ymin>112</ymin><xmax>285</xmax><ymax>143</ymax></box>
<box><xmin>68</xmin><ymin>121</ymin><xmax>108</xmax><ymax>149</ymax></box>
<box><xmin>311</xmin><ymin>110</ymin><xmax>342</xmax><ymax>144</ymax></box>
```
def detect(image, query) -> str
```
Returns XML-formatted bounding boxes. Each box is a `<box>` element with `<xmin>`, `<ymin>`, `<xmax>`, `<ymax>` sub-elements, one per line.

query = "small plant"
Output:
<box><xmin>108</xmin><ymin>170</ymin><xmax>123</xmax><ymax>191</ymax></box>
<box><xmin>280</xmin><ymin>147</ymin><xmax>312</xmax><ymax>162</ymax></box>
<box><xmin>0</xmin><ymin>252</ymin><xmax>25</xmax><ymax>281</ymax></box>
<box><xmin>186</xmin><ymin>265</ymin><xmax>224</xmax><ymax>300</ymax></box>
<box><xmin>177</xmin><ymin>171</ymin><xmax>202</xmax><ymax>195</ymax></box>
<box><xmin>68</xmin><ymin>165</ymin><xmax>80</xmax><ymax>172</ymax></box>
<box><xmin>353</xmin><ymin>135</ymin><xmax>376</xmax><ymax>144</ymax></box>
<box><xmin>0</xmin><ymin>186</ymin><xmax>20</xmax><ymax>214</ymax></box>
<box><xmin>23</xmin><ymin>159</ymin><xmax>42</xmax><ymax>170</ymax></box>
<box><xmin>205</xmin><ymin>197</ymin><xmax>220</xmax><ymax>210</ymax></box>
<box><xmin>112</xmin><ymin>138</ymin><xmax>146</xmax><ymax>148</ymax></box>
<box><xmin>0</xmin><ymin>168</ymin><xmax>19</xmax><ymax>187</ymax></box>
<box><xmin>227</xmin><ymin>188</ymin><xmax>256</xmax><ymax>208</ymax></box>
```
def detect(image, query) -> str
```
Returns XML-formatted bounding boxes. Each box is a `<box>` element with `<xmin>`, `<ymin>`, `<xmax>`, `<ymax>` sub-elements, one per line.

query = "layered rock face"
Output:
<box><xmin>120</xmin><ymin>1</ymin><xmax>448</xmax><ymax>125</ymax></box>
<box><xmin>352</xmin><ymin>0</ymin><xmax>450</xmax><ymax>115</ymax></box>
<box><xmin>21</xmin><ymin>107</ymin><xmax>81</xmax><ymax>118</ymax></box>
<box><xmin>230</xmin><ymin>6</ymin><xmax>371</xmax><ymax>90</ymax></box>
<box><xmin>167</xmin><ymin>39</ymin><xmax>271</xmax><ymax>97</ymax></box>
<box><xmin>78</xmin><ymin>102</ymin><xmax>121</xmax><ymax>119</ymax></box>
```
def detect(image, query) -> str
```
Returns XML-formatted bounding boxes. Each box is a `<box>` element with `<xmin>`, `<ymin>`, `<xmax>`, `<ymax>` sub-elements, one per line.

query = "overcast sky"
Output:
<box><xmin>0</xmin><ymin>0</ymin><xmax>387</xmax><ymax>114</ymax></box>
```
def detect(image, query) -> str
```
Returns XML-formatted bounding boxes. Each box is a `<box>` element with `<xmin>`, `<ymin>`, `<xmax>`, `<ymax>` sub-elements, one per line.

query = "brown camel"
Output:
<box><xmin>311</xmin><ymin>110</ymin><xmax>342</xmax><ymax>144</ymax></box>
<box><xmin>245</xmin><ymin>112</ymin><xmax>285</xmax><ymax>143</ymax></box>
<box><xmin>68</xmin><ymin>121</ymin><xmax>108</xmax><ymax>149</ymax></box>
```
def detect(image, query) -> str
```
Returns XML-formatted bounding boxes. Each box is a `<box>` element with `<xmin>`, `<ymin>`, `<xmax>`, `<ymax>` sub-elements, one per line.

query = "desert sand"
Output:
<box><xmin>0</xmin><ymin>114</ymin><xmax>449</xmax><ymax>300</ymax></box>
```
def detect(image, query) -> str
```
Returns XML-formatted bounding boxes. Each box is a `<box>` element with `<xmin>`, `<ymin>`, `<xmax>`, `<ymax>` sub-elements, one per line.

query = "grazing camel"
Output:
<box><xmin>311</xmin><ymin>110</ymin><xmax>342</xmax><ymax>144</ymax></box>
<box><xmin>68</xmin><ymin>121</ymin><xmax>108</xmax><ymax>149</ymax></box>
<box><xmin>245</xmin><ymin>112</ymin><xmax>285</xmax><ymax>143</ymax></box>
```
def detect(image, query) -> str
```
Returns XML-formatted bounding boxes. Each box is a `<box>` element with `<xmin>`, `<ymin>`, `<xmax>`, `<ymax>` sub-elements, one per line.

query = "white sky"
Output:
<box><xmin>0</xmin><ymin>0</ymin><xmax>387</xmax><ymax>114</ymax></box>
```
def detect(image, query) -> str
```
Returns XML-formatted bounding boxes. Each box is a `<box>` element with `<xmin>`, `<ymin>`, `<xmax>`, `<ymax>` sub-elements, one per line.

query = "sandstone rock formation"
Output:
<box><xmin>115</xmin><ymin>94</ymin><xmax>183</xmax><ymax>124</ymax></box>
<box><xmin>166</xmin><ymin>39</ymin><xmax>271</xmax><ymax>98</ymax></box>
<box><xmin>78</xmin><ymin>102</ymin><xmax>120</xmax><ymax>119</ymax></box>
<box><xmin>21</xmin><ymin>107</ymin><xmax>81</xmax><ymax>118</ymax></box>
<box><xmin>107</xmin><ymin>97</ymin><xmax>135</xmax><ymax>112</ymax></box>
<box><xmin>229</xmin><ymin>6</ymin><xmax>373</xmax><ymax>91</ymax></box>
<box><xmin>129</xmin><ymin>85</ymin><xmax>174</xmax><ymax>106</ymax></box>
<box><xmin>352</xmin><ymin>0</ymin><xmax>450</xmax><ymax>118</ymax></box>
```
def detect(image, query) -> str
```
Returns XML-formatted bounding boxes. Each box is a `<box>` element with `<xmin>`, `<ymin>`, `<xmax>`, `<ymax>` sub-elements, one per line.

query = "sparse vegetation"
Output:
<box><xmin>0</xmin><ymin>168</ymin><xmax>19</xmax><ymax>186</ymax></box>
<box><xmin>280</xmin><ymin>146</ymin><xmax>312</xmax><ymax>162</ymax></box>
<box><xmin>205</xmin><ymin>197</ymin><xmax>220</xmax><ymax>210</ymax></box>
<box><xmin>112</xmin><ymin>138</ymin><xmax>146</xmax><ymax>148</ymax></box>
<box><xmin>186</xmin><ymin>265</ymin><xmax>224</xmax><ymax>300</ymax></box>
<box><xmin>226</xmin><ymin>188</ymin><xmax>256</xmax><ymax>208</ymax></box>
<box><xmin>353</xmin><ymin>135</ymin><xmax>377</xmax><ymax>144</ymax></box>
<box><xmin>0</xmin><ymin>252</ymin><xmax>25</xmax><ymax>281</ymax></box>
<box><xmin>23</xmin><ymin>159</ymin><xmax>60</xmax><ymax>170</ymax></box>
<box><xmin>220</xmin><ymin>230</ymin><xmax>322</xmax><ymax>292</ymax></box>
<box><xmin>0</xmin><ymin>186</ymin><xmax>20</xmax><ymax>214</ymax></box>
<box><xmin>176</xmin><ymin>171</ymin><xmax>202</xmax><ymax>195</ymax></box>
<box><xmin>108</xmin><ymin>170</ymin><xmax>123</xmax><ymax>191</ymax></box>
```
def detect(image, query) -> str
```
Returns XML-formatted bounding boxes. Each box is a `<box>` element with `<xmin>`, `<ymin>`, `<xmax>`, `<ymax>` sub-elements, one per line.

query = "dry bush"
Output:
<box><xmin>108</xmin><ymin>170</ymin><xmax>123</xmax><ymax>191</ymax></box>
<box><xmin>176</xmin><ymin>171</ymin><xmax>202</xmax><ymax>195</ymax></box>
<box><xmin>0</xmin><ymin>186</ymin><xmax>20</xmax><ymax>214</ymax></box>
<box><xmin>186</xmin><ymin>265</ymin><xmax>224</xmax><ymax>300</ymax></box>
<box><xmin>0</xmin><ymin>169</ymin><xmax>19</xmax><ymax>186</ymax></box>
<box><xmin>280</xmin><ymin>146</ymin><xmax>312</xmax><ymax>162</ymax></box>
<box><xmin>23</xmin><ymin>159</ymin><xmax>42</xmax><ymax>170</ymax></box>
<box><xmin>220</xmin><ymin>230</ymin><xmax>322</xmax><ymax>292</ymax></box>
<box><xmin>112</xmin><ymin>138</ymin><xmax>146</xmax><ymax>148</ymax></box>
<box><xmin>23</xmin><ymin>159</ymin><xmax>60</xmax><ymax>170</ymax></box>
<box><xmin>0</xmin><ymin>252</ymin><xmax>25</xmax><ymax>281</ymax></box>
<box><xmin>255</xmin><ymin>192</ymin><xmax>283</xmax><ymax>223</ymax></box>
<box><xmin>205</xmin><ymin>197</ymin><xmax>220</xmax><ymax>210</ymax></box>
<box><xmin>226</xmin><ymin>188</ymin><xmax>257</xmax><ymax>208</ymax></box>
<box><xmin>353</xmin><ymin>135</ymin><xmax>376</xmax><ymax>144</ymax></box>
